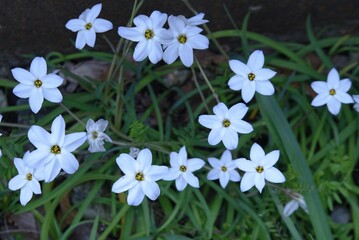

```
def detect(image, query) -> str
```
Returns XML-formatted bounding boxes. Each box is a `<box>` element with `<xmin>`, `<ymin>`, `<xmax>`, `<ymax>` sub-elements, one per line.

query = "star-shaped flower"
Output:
<box><xmin>8</xmin><ymin>152</ymin><xmax>44</xmax><ymax>206</ymax></box>
<box><xmin>163</xmin><ymin>15</ymin><xmax>209</xmax><ymax>67</ymax></box>
<box><xmin>11</xmin><ymin>57</ymin><xmax>63</xmax><ymax>114</ymax></box>
<box><xmin>234</xmin><ymin>143</ymin><xmax>285</xmax><ymax>193</ymax></box>
<box><xmin>111</xmin><ymin>148</ymin><xmax>168</xmax><ymax>206</ymax></box>
<box><xmin>26</xmin><ymin>115</ymin><xmax>87</xmax><ymax>182</ymax></box>
<box><xmin>65</xmin><ymin>3</ymin><xmax>113</xmax><ymax>49</ymax></box>
<box><xmin>311</xmin><ymin>68</ymin><xmax>353</xmax><ymax>115</ymax></box>
<box><xmin>86</xmin><ymin>119</ymin><xmax>112</xmax><ymax>153</ymax></box>
<box><xmin>198</xmin><ymin>102</ymin><xmax>253</xmax><ymax>150</ymax></box>
<box><xmin>118</xmin><ymin>10</ymin><xmax>170</xmax><ymax>64</ymax></box>
<box><xmin>228</xmin><ymin>50</ymin><xmax>276</xmax><ymax>103</ymax></box>
<box><xmin>177</xmin><ymin>13</ymin><xmax>208</xmax><ymax>26</ymax></box>
<box><xmin>353</xmin><ymin>95</ymin><xmax>359</xmax><ymax>112</ymax></box>
<box><xmin>283</xmin><ymin>191</ymin><xmax>308</xmax><ymax>217</ymax></box>
<box><xmin>207</xmin><ymin>150</ymin><xmax>241</xmax><ymax>188</ymax></box>
<box><xmin>163</xmin><ymin>146</ymin><xmax>205</xmax><ymax>191</ymax></box>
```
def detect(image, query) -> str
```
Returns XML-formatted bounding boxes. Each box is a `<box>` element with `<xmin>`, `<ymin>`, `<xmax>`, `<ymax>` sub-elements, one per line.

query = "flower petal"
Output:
<box><xmin>327</xmin><ymin>98</ymin><xmax>341</xmax><ymax>115</ymax></box>
<box><xmin>43</xmin><ymin>88</ymin><xmax>63</xmax><ymax>103</ymax></box>
<box><xmin>29</xmin><ymin>88</ymin><xmax>43</xmax><ymax>113</ymax></box>
<box><xmin>28</xmin><ymin>125</ymin><xmax>51</xmax><ymax>149</ymax></box>
<box><xmin>75</xmin><ymin>31</ymin><xmax>87</xmax><ymax>49</ymax></box>
<box><xmin>230</xmin><ymin>120</ymin><xmax>253</xmax><ymax>134</ymax></box>
<box><xmin>188</xmin><ymin>34</ymin><xmax>209</xmax><ymax>50</ymax></box>
<box><xmin>311</xmin><ymin>81</ymin><xmax>328</xmax><ymax>94</ymax></box>
<box><xmin>228</xmin><ymin>102</ymin><xmax>248</xmax><ymax>119</ymax></box>
<box><xmin>263</xmin><ymin>150</ymin><xmax>280</xmax><ymax>168</ymax></box>
<box><xmin>207</xmin><ymin>169</ymin><xmax>220</xmax><ymax>180</ymax></box>
<box><xmin>208</xmin><ymin>157</ymin><xmax>221</xmax><ymax>169</ymax></box>
<box><xmin>93</xmin><ymin>18</ymin><xmax>113</xmax><ymax>33</ymax></box>
<box><xmin>283</xmin><ymin>200</ymin><xmax>299</xmax><ymax>217</ymax></box>
<box><xmin>163</xmin><ymin>43</ymin><xmax>179</xmax><ymax>64</ymax></box>
<box><xmin>127</xmin><ymin>184</ymin><xmax>145</xmax><ymax>206</ymax></box>
<box><xmin>228</xmin><ymin>75</ymin><xmax>245</xmax><ymax>91</ymax></box>
<box><xmin>63</xmin><ymin>132</ymin><xmax>87</xmax><ymax>152</ymax></box>
<box><xmin>44</xmin><ymin>159</ymin><xmax>62</xmax><ymax>182</ymax></box>
<box><xmin>187</xmin><ymin>158</ymin><xmax>205</xmax><ymax>171</ymax></box>
<box><xmin>240</xmin><ymin>172</ymin><xmax>255</xmax><ymax>192</ymax></box>
<box><xmin>27</xmin><ymin>180</ymin><xmax>41</xmax><ymax>194</ymax></box>
<box><xmin>41</xmin><ymin>74</ymin><xmax>63</xmax><ymax>88</ymax></box>
<box><xmin>219</xmin><ymin>172</ymin><xmax>230</xmax><ymax>188</ymax></box>
<box><xmin>84</xmin><ymin>30</ymin><xmax>96</xmax><ymax>47</ymax></box>
<box><xmin>137</xmin><ymin>148</ymin><xmax>152</xmax><ymax>173</ymax></box>
<box><xmin>241</xmin><ymin>80</ymin><xmax>256</xmax><ymax>103</ymax></box>
<box><xmin>147</xmin><ymin>166</ymin><xmax>168</xmax><ymax>181</ymax></box>
<box><xmin>254</xmin><ymin>173</ymin><xmax>265</xmax><ymax>193</ymax></box>
<box><xmin>112</xmin><ymin>175</ymin><xmax>136</xmax><ymax>193</ymax></box>
<box><xmin>250</xmin><ymin>143</ymin><xmax>265</xmax><ymax>163</ymax></box>
<box><xmin>150</xmin><ymin>11</ymin><xmax>167</xmax><ymax>28</ymax></box>
<box><xmin>253</xmin><ymin>68</ymin><xmax>276</xmax><ymax>81</ymax></box>
<box><xmin>116</xmin><ymin>154</ymin><xmax>136</xmax><ymax>176</ymax></box>
<box><xmin>57</xmin><ymin>150</ymin><xmax>79</xmax><ymax>174</ymax></box>
<box><xmin>247</xmin><ymin>50</ymin><xmax>264</xmax><ymax>70</ymax></box>
<box><xmin>13</xmin><ymin>157</ymin><xmax>27</xmax><ymax>175</ymax></box>
<box><xmin>228</xmin><ymin>170</ymin><xmax>241</xmax><ymax>182</ymax></box>
<box><xmin>222</xmin><ymin>129</ymin><xmax>238</xmax><ymax>150</ymax></box>
<box><xmin>311</xmin><ymin>93</ymin><xmax>330</xmax><ymax>107</ymax></box>
<box><xmin>175</xmin><ymin>175</ymin><xmax>187</xmax><ymax>191</ymax></box>
<box><xmin>118</xmin><ymin>27</ymin><xmax>144</xmax><ymax>42</ymax></box>
<box><xmin>264</xmin><ymin>167</ymin><xmax>286</xmax><ymax>183</ymax></box>
<box><xmin>338</xmin><ymin>78</ymin><xmax>351</xmax><ymax>92</ymax></box>
<box><xmin>213</xmin><ymin>102</ymin><xmax>229</xmax><ymax>117</ymax></box>
<box><xmin>162</xmin><ymin>168</ymin><xmax>181</xmax><ymax>181</ymax></box>
<box><xmin>30</xmin><ymin>57</ymin><xmax>47</xmax><ymax>78</ymax></box>
<box><xmin>25</xmin><ymin>149</ymin><xmax>52</xmax><ymax>169</ymax></box>
<box><xmin>178</xmin><ymin>146</ymin><xmax>188</xmax><ymax>165</ymax></box>
<box><xmin>11</xmin><ymin>68</ymin><xmax>35</xmax><ymax>85</ymax></box>
<box><xmin>133</xmin><ymin>40</ymin><xmax>149</xmax><ymax>62</ymax></box>
<box><xmin>255</xmin><ymin>81</ymin><xmax>275</xmax><ymax>96</ymax></box>
<box><xmin>335</xmin><ymin>91</ymin><xmax>354</xmax><ymax>104</ymax></box>
<box><xmin>327</xmin><ymin>68</ymin><xmax>340</xmax><ymax>89</ymax></box>
<box><xmin>148</xmin><ymin>41</ymin><xmax>163</xmax><ymax>64</ymax></box>
<box><xmin>85</xmin><ymin>3</ymin><xmax>102</xmax><ymax>23</ymax></box>
<box><xmin>183</xmin><ymin>172</ymin><xmax>199</xmax><ymax>188</ymax></box>
<box><xmin>20</xmin><ymin>186</ymin><xmax>33</xmax><ymax>206</ymax></box>
<box><xmin>208</xmin><ymin>127</ymin><xmax>225</xmax><ymax>146</ymax></box>
<box><xmin>13</xmin><ymin>84</ymin><xmax>33</xmax><ymax>98</ymax></box>
<box><xmin>8</xmin><ymin>175</ymin><xmax>27</xmax><ymax>191</ymax></box>
<box><xmin>141</xmin><ymin>181</ymin><xmax>160</xmax><ymax>200</ymax></box>
<box><xmin>198</xmin><ymin>115</ymin><xmax>221</xmax><ymax>129</ymax></box>
<box><xmin>51</xmin><ymin>115</ymin><xmax>66</xmax><ymax>146</ymax></box>
<box><xmin>179</xmin><ymin>44</ymin><xmax>194</xmax><ymax>67</ymax></box>
<box><xmin>229</xmin><ymin>60</ymin><xmax>250</xmax><ymax>76</ymax></box>
<box><xmin>65</xmin><ymin>19</ymin><xmax>86</xmax><ymax>32</ymax></box>
<box><xmin>234</xmin><ymin>158</ymin><xmax>256</xmax><ymax>172</ymax></box>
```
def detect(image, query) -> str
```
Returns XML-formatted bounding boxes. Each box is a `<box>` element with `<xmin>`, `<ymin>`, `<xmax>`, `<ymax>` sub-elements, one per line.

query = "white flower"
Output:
<box><xmin>228</xmin><ymin>50</ymin><xmax>276</xmax><ymax>103</ymax></box>
<box><xmin>177</xmin><ymin>13</ymin><xmax>208</xmax><ymax>26</ymax></box>
<box><xmin>163</xmin><ymin>15</ymin><xmax>209</xmax><ymax>67</ymax></box>
<box><xmin>198</xmin><ymin>102</ymin><xmax>253</xmax><ymax>150</ymax></box>
<box><xmin>111</xmin><ymin>148</ymin><xmax>168</xmax><ymax>206</ymax></box>
<box><xmin>283</xmin><ymin>191</ymin><xmax>308</xmax><ymax>217</ymax></box>
<box><xmin>8</xmin><ymin>152</ymin><xmax>44</xmax><ymax>206</ymax></box>
<box><xmin>163</xmin><ymin>146</ymin><xmax>205</xmax><ymax>191</ymax></box>
<box><xmin>118</xmin><ymin>11</ymin><xmax>170</xmax><ymax>64</ymax></box>
<box><xmin>234</xmin><ymin>143</ymin><xmax>285</xmax><ymax>193</ymax></box>
<box><xmin>353</xmin><ymin>95</ymin><xmax>359</xmax><ymax>112</ymax></box>
<box><xmin>25</xmin><ymin>115</ymin><xmax>87</xmax><ymax>182</ymax></box>
<box><xmin>311</xmin><ymin>68</ymin><xmax>354</xmax><ymax>115</ymax></box>
<box><xmin>207</xmin><ymin>150</ymin><xmax>241</xmax><ymax>188</ymax></box>
<box><xmin>65</xmin><ymin>3</ymin><xmax>113</xmax><ymax>49</ymax></box>
<box><xmin>11</xmin><ymin>57</ymin><xmax>63</xmax><ymax>114</ymax></box>
<box><xmin>86</xmin><ymin>119</ymin><xmax>112</xmax><ymax>153</ymax></box>
<box><xmin>129</xmin><ymin>147</ymin><xmax>140</xmax><ymax>158</ymax></box>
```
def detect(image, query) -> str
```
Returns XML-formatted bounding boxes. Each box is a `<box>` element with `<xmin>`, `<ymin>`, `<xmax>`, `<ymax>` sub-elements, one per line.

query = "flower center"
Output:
<box><xmin>34</xmin><ymin>79</ymin><xmax>42</xmax><ymax>88</ymax></box>
<box><xmin>85</xmin><ymin>23</ymin><xmax>92</xmax><ymax>30</ymax></box>
<box><xmin>177</xmin><ymin>34</ymin><xmax>187</xmax><ymax>44</ymax></box>
<box><xmin>256</xmin><ymin>166</ymin><xmax>264</xmax><ymax>173</ymax></box>
<box><xmin>221</xmin><ymin>166</ymin><xmax>227</xmax><ymax>172</ymax></box>
<box><xmin>51</xmin><ymin>145</ymin><xmax>61</xmax><ymax>154</ymax></box>
<box><xmin>179</xmin><ymin>165</ymin><xmax>187</xmax><ymax>172</ymax></box>
<box><xmin>329</xmin><ymin>89</ymin><xmax>336</xmax><ymax>95</ymax></box>
<box><xmin>26</xmin><ymin>173</ymin><xmax>33</xmax><ymax>181</ymax></box>
<box><xmin>144</xmin><ymin>29</ymin><xmax>154</xmax><ymax>39</ymax></box>
<box><xmin>222</xmin><ymin>119</ymin><xmax>231</xmax><ymax>128</ymax></box>
<box><xmin>92</xmin><ymin>131</ymin><xmax>98</xmax><ymax>139</ymax></box>
<box><xmin>248</xmin><ymin>73</ymin><xmax>255</xmax><ymax>81</ymax></box>
<box><xmin>135</xmin><ymin>172</ymin><xmax>145</xmax><ymax>181</ymax></box>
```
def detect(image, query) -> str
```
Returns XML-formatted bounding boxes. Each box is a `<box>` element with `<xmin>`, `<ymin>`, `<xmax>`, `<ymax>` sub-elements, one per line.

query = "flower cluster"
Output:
<box><xmin>118</xmin><ymin>11</ymin><xmax>209</xmax><ymax>67</ymax></box>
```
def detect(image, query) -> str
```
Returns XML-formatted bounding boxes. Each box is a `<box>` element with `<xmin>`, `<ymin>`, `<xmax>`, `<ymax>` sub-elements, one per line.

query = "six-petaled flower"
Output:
<box><xmin>86</xmin><ymin>119</ymin><xmax>112</xmax><ymax>153</ymax></box>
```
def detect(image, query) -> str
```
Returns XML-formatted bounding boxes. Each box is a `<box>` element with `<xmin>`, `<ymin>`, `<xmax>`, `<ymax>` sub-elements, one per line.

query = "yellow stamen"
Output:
<box><xmin>177</xmin><ymin>34</ymin><xmax>187</xmax><ymax>44</ymax></box>
<box><xmin>85</xmin><ymin>23</ymin><xmax>92</xmax><ymax>30</ymax></box>
<box><xmin>222</xmin><ymin>119</ymin><xmax>231</xmax><ymax>128</ymax></box>
<box><xmin>26</xmin><ymin>173</ymin><xmax>33</xmax><ymax>181</ymax></box>
<box><xmin>144</xmin><ymin>29</ymin><xmax>154</xmax><ymax>39</ymax></box>
<box><xmin>135</xmin><ymin>172</ymin><xmax>144</xmax><ymax>181</ymax></box>
<box><xmin>248</xmin><ymin>73</ymin><xmax>255</xmax><ymax>81</ymax></box>
<box><xmin>180</xmin><ymin>165</ymin><xmax>187</xmax><ymax>172</ymax></box>
<box><xmin>256</xmin><ymin>166</ymin><xmax>264</xmax><ymax>173</ymax></box>
<box><xmin>329</xmin><ymin>89</ymin><xmax>336</xmax><ymax>95</ymax></box>
<box><xmin>221</xmin><ymin>166</ymin><xmax>227</xmax><ymax>172</ymax></box>
<box><xmin>51</xmin><ymin>145</ymin><xmax>61</xmax><ymax>154</ymax></box>
<box><xmin>34</xmin><ymin>79</ymin><xmax>42</xmax><ymax>88</ymax></box>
